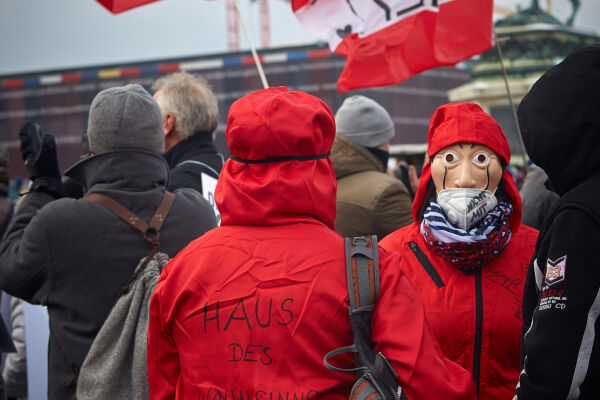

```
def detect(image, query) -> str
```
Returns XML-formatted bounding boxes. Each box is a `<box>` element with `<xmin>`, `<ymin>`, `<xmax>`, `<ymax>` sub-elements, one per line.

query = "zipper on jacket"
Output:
<box><xmin>473</xmin><ymin>269</ymin><xmax>483</xmax><ymax>398</ymax></box>
<box><xmin>407</xmin><ymin>241</ymin><xmax>444</xmax><ymax>288</ymax></box>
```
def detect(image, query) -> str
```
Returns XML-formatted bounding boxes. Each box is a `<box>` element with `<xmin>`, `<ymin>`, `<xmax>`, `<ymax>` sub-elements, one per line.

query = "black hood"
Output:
<box><xmin>518</xmin><ymin>45</ymin><xmax>600</xmax><ymax>195</ymax></box>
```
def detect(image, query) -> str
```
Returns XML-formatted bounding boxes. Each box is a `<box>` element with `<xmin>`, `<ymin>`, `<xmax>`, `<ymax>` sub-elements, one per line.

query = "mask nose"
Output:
<box><xmin>454</xmin><ymin>162</ymin><xmax>477</xmax><ymax>188</ymax></box>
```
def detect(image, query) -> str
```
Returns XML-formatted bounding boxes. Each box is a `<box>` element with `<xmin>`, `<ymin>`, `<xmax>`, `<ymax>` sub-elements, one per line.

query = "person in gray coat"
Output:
<box><xmin>0</xmin><ymin>84</ymin><xmax>217</xmax><ymax>400</ymax></box>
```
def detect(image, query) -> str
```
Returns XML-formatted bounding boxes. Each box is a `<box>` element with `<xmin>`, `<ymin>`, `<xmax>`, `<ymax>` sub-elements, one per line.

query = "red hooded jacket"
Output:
<box><xmin>380</xmin><ymin>103</ymin><xmax>538</xmax><ymax>400</ymax></box>
<box><xmin>147</xmin><ymin>88</ymin><xmax>476</xmax><ymax>400</ymax></box>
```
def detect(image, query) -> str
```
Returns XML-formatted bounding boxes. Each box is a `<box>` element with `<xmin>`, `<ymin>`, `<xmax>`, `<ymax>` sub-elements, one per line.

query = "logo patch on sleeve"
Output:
<box><xmin>545</xmin><ymin>256</ymin><xmax>567</xmax><ymax>286</ymax></box>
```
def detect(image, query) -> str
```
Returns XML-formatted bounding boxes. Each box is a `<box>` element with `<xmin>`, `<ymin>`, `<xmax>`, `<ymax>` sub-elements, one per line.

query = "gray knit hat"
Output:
<box><xmin>335</xmin><ymin>95</ymin><xmax>395</xmax><ymax>148</ymax></box>
<box><xmin>87</xmin><ymin>84</ymin><xmax>164</xmax><ymax>155</ymax></box>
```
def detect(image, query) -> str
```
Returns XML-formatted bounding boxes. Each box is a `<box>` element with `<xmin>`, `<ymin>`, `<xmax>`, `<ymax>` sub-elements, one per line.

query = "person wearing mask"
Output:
<box><xmin>331</xmin><ymin>95</ymin><xmax>412</xmax><ymax>239</ymax></box>
<box><xmin>147</xmin><ymin>87</ymin><xmax>476</xmax><ymax>400</ymax></box>
<box><xmin>515</xmin><ymin>45</ymin><xmax>600</xmax><ymax>399</ymax></box>
<box><xmin>0</xmin><ymin>84</ymin><xmax>216</xmax><ymax>399</ymax></box>
<box><xmin>152</xmin><ymin>71</ymin><xmax>224</xmax><ymax>194</ymax></box>
<box><xmin>380</xmin><ymin>102</ymin><xmax>539</xmax><ymax>400</ymax></box>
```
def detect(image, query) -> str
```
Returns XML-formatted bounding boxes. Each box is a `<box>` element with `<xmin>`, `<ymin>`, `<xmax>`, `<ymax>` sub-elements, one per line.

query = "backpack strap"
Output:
<box><xmin>86</xmin><ymin>191</ymin><xmax>175</xmax><ymax>244</ymax></box>
<box><xmin>324</xmin><ymin>236</ymin><xmax>405</xmax><ymax>400</ymax></box>
<box><xmin>86</xmin><ymin>191</ymin><xmax>175</xmax><ymax>294</ymax></box>
<box><xmin>345</xmin><ymin>236</ymin><xmax>379</xmax><ymax>311</ymax></box>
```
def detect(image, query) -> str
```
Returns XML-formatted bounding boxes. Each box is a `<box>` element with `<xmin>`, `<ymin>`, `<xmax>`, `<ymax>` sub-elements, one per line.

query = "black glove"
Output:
<box><xmin>19</xmin><ymin>122</ymin><xmax>64</xmax><ymax>197</ymax></box>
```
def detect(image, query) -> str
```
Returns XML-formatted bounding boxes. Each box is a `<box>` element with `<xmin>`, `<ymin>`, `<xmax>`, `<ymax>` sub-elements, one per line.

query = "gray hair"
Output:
<box><xmin>152</xmin><ymin>71</ymin><xmax>219</xmax><ymax>140</ymax></box>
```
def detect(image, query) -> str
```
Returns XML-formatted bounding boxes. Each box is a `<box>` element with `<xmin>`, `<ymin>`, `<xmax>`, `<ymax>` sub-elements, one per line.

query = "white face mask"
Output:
<box><xmin>436</xmin><ymin>188</ymin><xmax>497</xmax><ymax>231</ymax></box>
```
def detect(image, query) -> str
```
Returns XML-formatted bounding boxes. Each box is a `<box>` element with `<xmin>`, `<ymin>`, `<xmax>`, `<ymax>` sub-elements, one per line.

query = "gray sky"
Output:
<box><xmin>0</xmin><ymin>0</ymin><xmax>598</xmax><ymax>76</ymax></box>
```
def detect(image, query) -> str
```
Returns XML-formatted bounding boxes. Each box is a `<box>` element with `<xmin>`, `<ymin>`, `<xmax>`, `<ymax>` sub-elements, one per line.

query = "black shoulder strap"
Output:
<box><xmin>324</xmin><ymin>236</ymin><xmax>405</xmax><ymax>400</ymax></box>
<box><xmin>324</xmin><ymin>236</ymin><xmax>380</xmax><ymax>373</ymax></box>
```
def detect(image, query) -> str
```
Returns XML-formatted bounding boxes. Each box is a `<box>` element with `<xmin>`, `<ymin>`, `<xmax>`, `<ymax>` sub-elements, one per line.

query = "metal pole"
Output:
<box><xmin>233</xmin><ymin>0</ymin><xmax>269</xmax><ymax>89</ymax></box>
<box><xmin>494</xmin><ymin>30</ymin><xmax>529</xmax><ymax>166</ymax></box>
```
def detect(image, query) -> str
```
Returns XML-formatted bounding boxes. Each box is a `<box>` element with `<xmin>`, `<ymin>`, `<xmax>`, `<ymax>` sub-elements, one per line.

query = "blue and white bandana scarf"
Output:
<box><xmin>420</xmin><ymin>201</ymin><xmax>513</xmax><ymax>272</ymax></box>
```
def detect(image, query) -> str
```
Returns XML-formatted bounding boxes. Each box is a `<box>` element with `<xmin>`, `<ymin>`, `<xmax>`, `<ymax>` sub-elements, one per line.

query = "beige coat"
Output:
<box><xmin>331</xmin><ymin>135</ymin><xmax>413</xmax><ymax>239</ymax></box>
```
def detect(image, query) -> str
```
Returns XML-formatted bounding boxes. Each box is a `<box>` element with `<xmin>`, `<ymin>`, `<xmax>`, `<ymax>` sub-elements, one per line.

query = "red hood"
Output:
<box><xmin>215</xmin><ymin>87</ymin><xmax>337</xmax><ymax>229</ymax></box>
<box><xmin>413</xmin><ymin>102</ymin><xmax>522</xmax><ymax>231</ymax></box>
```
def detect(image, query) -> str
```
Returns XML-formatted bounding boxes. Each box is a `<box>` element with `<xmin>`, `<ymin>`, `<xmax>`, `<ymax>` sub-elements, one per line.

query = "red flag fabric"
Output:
<box><xmin>292</xmin><ymin>0</ymin><xmax>493</xmax><ymax>92</ymax></box>
<box><xmin>97</xmin><ymin>0</ymin><xmax>162</xmax><ymax>14</ymax></box>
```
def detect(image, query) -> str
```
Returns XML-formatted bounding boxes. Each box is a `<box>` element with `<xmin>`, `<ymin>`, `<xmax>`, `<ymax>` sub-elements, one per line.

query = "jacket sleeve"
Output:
<box><xmin>516</xmin><ymin>209</ymin><xmax>600</xmax><ymax>399</ymax></box>
<box><xmin>0</xmin><ymin>192</ymin><xmax>55</xmax><ymax>304</ymax></box>
<box><xmin>373</xmin><ymin>250</ymin><xmax>476</xmax><ymax>400</ymax></box>
<box><xmin>147</xmin><ymin>268</ymin><xmax>180</xmax><ymax>400</ymax></box>
<box><xmin>374</xmin><ymin>180</ymin><xmax>413</xmax><ymax>238</ymax></box>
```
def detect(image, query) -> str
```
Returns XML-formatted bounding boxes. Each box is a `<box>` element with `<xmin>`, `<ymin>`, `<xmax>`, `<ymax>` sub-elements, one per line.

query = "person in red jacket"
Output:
<box><xmin>146</xmin><ymin>87</ymin><xmax>476</xmax><ymax>400</ymax></box>
<box><xmin>380</xmin><ymin>102</ymin><xmax>538</xmax><ymax>400</ymax></box>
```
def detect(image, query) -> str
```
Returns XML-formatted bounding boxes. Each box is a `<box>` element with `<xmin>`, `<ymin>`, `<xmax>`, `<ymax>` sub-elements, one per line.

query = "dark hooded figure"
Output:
<box><xmin>515</xmin><ymin>45</ymin><xmax>600</xmax><ymax>399</ymax></box>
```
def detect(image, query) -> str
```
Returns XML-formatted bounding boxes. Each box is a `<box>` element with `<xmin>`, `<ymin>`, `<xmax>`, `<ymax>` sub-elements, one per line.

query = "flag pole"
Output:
<box><xmin>233</xmin><ymin>0</ymin><xmax>269</xmax><ymax>89</ymax></box>
<box><xmin>494</xmin><ymin>30</ymin><xmax>529</xmax><ymax>166</ymax></box>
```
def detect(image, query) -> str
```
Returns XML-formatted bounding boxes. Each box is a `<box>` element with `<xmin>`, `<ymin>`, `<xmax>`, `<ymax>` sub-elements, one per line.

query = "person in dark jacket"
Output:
<box><xmin>152</xmin><ymin>72</ymin><xmax>224</xmax><ymax>194</ymax></box>
<box><xmin>0</xmin><ymin>84</ymin><xmax>217</xmax><ymax>400</ymax></box>
<box><xmin>331</xmin><ymin>95</ymin><xmax>412</xmax><ymax>239</ymax></box>
<box><xmin>515</xmin><ymin>45</ymin><xmax>600</xmax><ymax>399</ymax></box>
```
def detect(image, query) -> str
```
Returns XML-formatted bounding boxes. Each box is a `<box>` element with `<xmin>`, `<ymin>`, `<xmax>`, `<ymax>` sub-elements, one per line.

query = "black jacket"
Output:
<box><xmin>163</xmin><ymin>133</ymin><xmax>224</xmax><ymax>194</ymax></box>
<box><xmin>516</xmin><ymin>45</ymin><xmax>600</xmax><ymax>400</ymax></box>
<box><xmin>0</xmin><ymin>150</ymin><xmax>217</xmax><ymax>399</ymax></box>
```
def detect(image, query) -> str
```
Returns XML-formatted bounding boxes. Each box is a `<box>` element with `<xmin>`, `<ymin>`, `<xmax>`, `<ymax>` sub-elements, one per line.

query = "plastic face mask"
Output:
<box><xmin>430</xmin><ymin>143</ymin><xmax>503</xmax><ymax>192</ymax></box>
<box><xmin>436</xmin><ymin>188</ymin><xmax>498</xmax><ymax>230</ymax></box>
